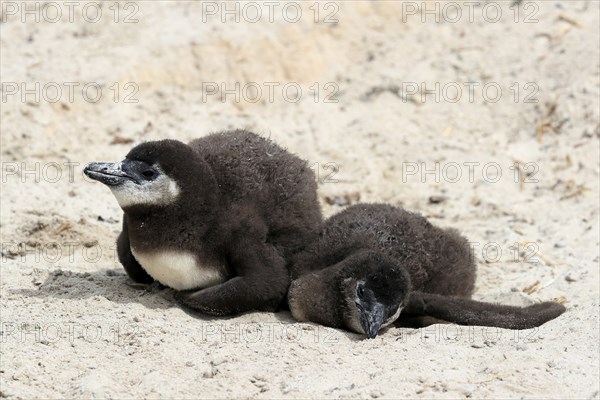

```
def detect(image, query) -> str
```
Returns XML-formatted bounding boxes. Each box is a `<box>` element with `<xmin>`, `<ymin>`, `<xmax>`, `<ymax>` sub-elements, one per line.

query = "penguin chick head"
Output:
<box><xmin>84</xmin><ymin>139</ymin><xmax>210</xmax><ymax>210</ymax></box>
<box><xmin>341</xmin><ymin>252</ymin><xmax>411</xmax><ymax>339</ymax></box>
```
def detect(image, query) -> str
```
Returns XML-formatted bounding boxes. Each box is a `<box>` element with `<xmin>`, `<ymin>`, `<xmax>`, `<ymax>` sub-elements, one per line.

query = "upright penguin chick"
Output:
<box><xmin>288</xmin><ymin>204</ymin><xmax>566</xmax><ymax>338</ymax></box>
<box><xmin>84</xmin><ymin>130</ymin><xmax>322</xmax><ymax>315</ymax></box>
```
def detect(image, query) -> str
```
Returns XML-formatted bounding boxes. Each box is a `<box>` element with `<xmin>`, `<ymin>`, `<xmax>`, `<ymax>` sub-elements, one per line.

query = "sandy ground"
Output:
<box><xmin>1</xmin><ymin>1</ymin><xmax>599</xmax><ymax>398</ymax></box>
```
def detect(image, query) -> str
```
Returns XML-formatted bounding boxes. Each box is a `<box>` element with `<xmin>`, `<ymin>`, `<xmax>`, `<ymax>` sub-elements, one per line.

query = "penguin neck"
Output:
<box><xmin>123</xmin><ymin>199</ymin><xmax>215</xmax><ymax>251</ymax></box>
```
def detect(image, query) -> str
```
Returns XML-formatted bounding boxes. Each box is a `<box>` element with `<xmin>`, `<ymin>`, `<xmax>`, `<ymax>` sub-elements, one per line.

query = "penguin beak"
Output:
<box><xmin>360</xmin><ymin>302</ymin><xmax>385</xmax><ymax>339</ymax></box>
<box><xmin>84</xmin><ymin>161</ymin><xmax>132</xmax><ymax>186</ymax></box>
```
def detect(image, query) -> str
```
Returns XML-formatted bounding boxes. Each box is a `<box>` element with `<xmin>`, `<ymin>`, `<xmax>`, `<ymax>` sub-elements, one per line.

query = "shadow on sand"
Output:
<box><xmin>11</xmin><ymin>268</ymin><xmax>308</xmax><ymax>326</ymax></box>
<box><xmin>12</xmin><ymin>267</ymin><xmax>421</xmax><ymax>340</ymax></box>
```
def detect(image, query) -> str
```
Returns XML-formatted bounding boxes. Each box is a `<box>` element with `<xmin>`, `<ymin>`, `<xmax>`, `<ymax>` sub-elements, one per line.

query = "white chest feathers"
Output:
<box><xmin>130</xmin><ymin>248</ymin><xmax>225</xmax><ymax>291</ymax></box>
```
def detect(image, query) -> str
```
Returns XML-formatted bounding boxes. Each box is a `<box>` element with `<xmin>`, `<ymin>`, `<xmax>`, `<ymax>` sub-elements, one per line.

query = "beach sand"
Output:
<box><xmin>1</xmin><ymin>1</ymin><xmax>598</xmax><ymax>398</ymax></box>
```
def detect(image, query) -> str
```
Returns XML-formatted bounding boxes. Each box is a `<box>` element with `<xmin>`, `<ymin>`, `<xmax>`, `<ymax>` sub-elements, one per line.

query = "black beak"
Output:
<box><xmin>360</xmin><ymin>302</ymin><xmax>385</xmax><ymax>339</ymax></box>
<box><xmin>84</xmin><ymin>162</ymin><xmax>131</xmax><ymax>186</ymax></box>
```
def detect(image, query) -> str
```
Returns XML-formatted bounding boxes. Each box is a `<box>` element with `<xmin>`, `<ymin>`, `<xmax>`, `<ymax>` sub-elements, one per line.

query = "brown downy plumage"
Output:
<box><xmin>288</xmin><ymin>204</ymin><xmax>565</xmax><ymax>338</ymax></box>
<box><xmin>85</xmin><ymin>130</ymin><xmax>322</xmax><ymax>315</ymax></box>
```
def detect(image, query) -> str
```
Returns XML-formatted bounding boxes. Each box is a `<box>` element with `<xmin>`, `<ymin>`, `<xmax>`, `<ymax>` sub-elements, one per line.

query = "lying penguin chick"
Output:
<box><xmin>289</xmin><ymin>203</ymin><xmax>566</xmax><ymax>336</ymax></box>
<box><xmin>288</xmin><ymin>251</ymin><xmax>411</xmax><ymax>338</ymax></box>
<box><xmin>84</xmin><ymin>130</ymin><xmax>322</xmax><ymax>316</ymax></box>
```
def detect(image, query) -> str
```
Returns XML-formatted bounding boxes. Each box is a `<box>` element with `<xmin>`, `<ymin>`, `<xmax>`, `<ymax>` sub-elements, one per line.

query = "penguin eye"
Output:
<box><xmin>356</xmin><ymin>283</ymin><xmax>365</xmax><ymax>299</ymax></box>
<box><xmin>142</xmin><ymin>170</ymin><xmax>156</xmax><ymax>179</ymax></box>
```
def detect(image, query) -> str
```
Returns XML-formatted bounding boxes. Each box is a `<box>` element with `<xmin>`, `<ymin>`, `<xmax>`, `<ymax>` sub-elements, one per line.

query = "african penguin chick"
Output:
<box><xmin>84</xmin><ymin>130</ymin><xmax>322</xmax><ymax>316</ymax></box>
<box><xmin>288</xmin><ymin>250</ymin><xmax>411</xmax><ymax>338</ymax></box>
<box><xmin>288</xmin><ymin>203</ymin><xmax>566</xmax><ymax>338</ymax></box>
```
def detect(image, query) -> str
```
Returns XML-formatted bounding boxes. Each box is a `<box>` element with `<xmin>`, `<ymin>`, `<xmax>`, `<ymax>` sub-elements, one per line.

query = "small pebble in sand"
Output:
<box><xmin>428</xmin><ymin>195</ymin><xmax>447</xmax><ymax>204</ymax></box>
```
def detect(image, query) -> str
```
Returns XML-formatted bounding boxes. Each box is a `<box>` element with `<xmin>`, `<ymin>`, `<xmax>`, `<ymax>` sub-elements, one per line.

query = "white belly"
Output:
<box><xmin>130</xmin><ymin>248</ymin><xmax>225</xmax><ymax>291</ymax></box>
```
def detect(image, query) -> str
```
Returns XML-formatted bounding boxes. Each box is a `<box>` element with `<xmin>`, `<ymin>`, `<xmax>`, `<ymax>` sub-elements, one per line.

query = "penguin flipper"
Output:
<box><xmin>117</xmin><ymin>217</ymin><xmax>154</xmax><ymax>284</ymax></box>
<box><xmin>175</xmin><ymin>239</ymin><xmax>289</xmax><ymax>316</ymax></box>
<box><xmin>402</xmin><ymin>292</ymin><xmax>566</xmax><ymax>330</ymax></box>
